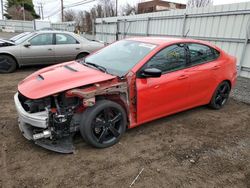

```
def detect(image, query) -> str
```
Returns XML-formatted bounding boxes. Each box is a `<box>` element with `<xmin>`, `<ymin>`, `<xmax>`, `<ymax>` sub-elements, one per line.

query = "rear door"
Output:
<box><xmin>54</xmin><ymin>33</ymin><xmax>82</xmax><ymax>63</ymax></box>
<box><xmin>20</xmin><ymin>33</ymin><xmax>55</xmax><ymax>65</ymax></box>
<box><xmin>136</xmin><ymin>44</ymin><xmax>190</xmax><ymax>123</ymax></box>
<box><xmin>185</xmin><ymin>43</ymin><xmax>221</xmax><ymax>107</ymax></box>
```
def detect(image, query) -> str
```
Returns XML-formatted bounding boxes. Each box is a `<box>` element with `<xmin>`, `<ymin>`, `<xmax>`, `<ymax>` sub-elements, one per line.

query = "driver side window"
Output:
<box><xmin>146</xmin><ymin>44</ymin><xmax>186</xmax><ymax>73</ymax></box>
<box><xmin>29</xmin><ymin>34</ymin><xmax>53</xmax><ymax>46</ymax></box>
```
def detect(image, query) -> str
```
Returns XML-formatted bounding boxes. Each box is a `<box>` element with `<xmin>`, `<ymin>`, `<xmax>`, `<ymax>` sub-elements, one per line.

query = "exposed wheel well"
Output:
<box><xmin>223</xmin><ymin>80</ymin><xmax>232</xmax><ymax>89</ymax></box>
<box><xmin>0</xmin><ymin>53</ymin><xmax>18</xmax><ymax>66</ymax></box>
<box><xmin>96</xmin><ymin>95</ymin><xmax>129</xmax><ymax>125</ymax></box>
<box><xmin>76</xmin><ymin>52</ymin><xmax>89</xmax><ymax>60</ymax></box>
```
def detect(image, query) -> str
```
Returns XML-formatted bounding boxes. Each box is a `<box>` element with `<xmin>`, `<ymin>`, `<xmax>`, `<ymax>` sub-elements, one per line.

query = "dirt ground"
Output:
<box><xmin>0</xmin><ymin>67</ymin><xmax>249</xmax><ymax>188</ymax></box>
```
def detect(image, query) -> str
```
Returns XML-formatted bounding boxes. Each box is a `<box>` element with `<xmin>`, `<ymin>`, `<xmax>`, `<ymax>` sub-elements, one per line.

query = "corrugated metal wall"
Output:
<box><xmin>95</xmin><ymin>2</ymin><xmax>250</xmax><ymax>78</ymax></box>
<box><xmin>0</xmin><ymin>20</ymin><xmax>34</xmax><ymax>32</ymax></box>
<box><xmin>0</xmin><ymin>20</ymin><xmax>75</xmax><ymax>32</ymax></box>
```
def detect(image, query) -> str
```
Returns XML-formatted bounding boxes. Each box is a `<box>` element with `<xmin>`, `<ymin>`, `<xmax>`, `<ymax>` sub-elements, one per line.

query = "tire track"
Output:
<box><xmin>1</xmin><ymin>142</ymin><xmax>12</xmax><ymax>188</ymax></box>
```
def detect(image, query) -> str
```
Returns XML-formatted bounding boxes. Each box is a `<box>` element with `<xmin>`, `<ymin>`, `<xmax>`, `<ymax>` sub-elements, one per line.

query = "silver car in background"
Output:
<box><xmin>0</xmin><ymin>31</ymin><xmax>104</xmax><ymax>73</ymax></box>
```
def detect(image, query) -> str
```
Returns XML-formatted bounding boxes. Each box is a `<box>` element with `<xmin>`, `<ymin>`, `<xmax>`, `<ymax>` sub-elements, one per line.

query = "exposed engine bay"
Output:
<box><xmin>18</xmin><ymin>92</ymin><xmax>81</xmax><ymax>153</ymax></box>
<box><xmin>16</xmin><ymin>79</ymin><xmax>131</xmax><ymax>153</ymax></box>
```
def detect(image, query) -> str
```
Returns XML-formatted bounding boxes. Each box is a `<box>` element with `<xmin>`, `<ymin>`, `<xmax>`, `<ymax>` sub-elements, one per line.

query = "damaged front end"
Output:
<box><xmin>14</xmin><ymin>92</ymin><xmax>81</xmax><ymax>153</ymax></box>
<box><xmin>14</xmin><ymin>78</ymin><xmax>132</xmax><ymax>154</ymax></box>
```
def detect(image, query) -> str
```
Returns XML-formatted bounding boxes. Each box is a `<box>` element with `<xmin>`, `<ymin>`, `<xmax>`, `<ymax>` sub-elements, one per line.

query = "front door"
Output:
<box><xmin>136</xmin><ymin>44</ymin><xmax>190</xmax><ymax>124</ymax></box>
<box><xmin>20</xmin><ymin>33</ymin><xmax>55</xmax><ymax>65</ymax></box>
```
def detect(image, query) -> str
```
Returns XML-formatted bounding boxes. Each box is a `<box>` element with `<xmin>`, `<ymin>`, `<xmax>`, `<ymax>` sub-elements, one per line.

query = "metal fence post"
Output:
<box><xmin>181</xmin><ymin>13</ymin><xmax>187</xmax><ymax>37</ymax></box>
<box><xmin>33</xmin><ymin>20</ymin><xmax>36</xmax><ymax>31</ymax></box>
<box><xmin>22</xmin><ymin>21</ymin><xmax>24</xmax><ymax>32</ymax></box>
<box><xmin>92</xmin><ymin>19</ymin><xmax>95</xmax><ymax>40</ymax></box>
<box><xmin>238</xmin><ymin>18</ymin><xmax>250</xmax><ymax>75</ymax></box>
<box><xmin>146</xmin><ymin>17</ymin><xmax>150</xmax><ymax>36</ymax></box>
<box><xmin>116</xmin><ymin>20</ymin><xmax>118</xmax><ymax>40</ymax></box>
<box><xmin>102</xmin><ymin>20</ymin><xmax>104</xmax><ymax>42</ymax></box>
<box><xmin>123</xmin><ymin>20</ymin><xmax>126</xmax><ymax>39</ymax></box>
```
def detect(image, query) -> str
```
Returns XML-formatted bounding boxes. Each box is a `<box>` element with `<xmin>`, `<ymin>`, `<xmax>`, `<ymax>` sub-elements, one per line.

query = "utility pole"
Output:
<box><xmin>40</xmin><ymin>3</ymin><xmax>44</xmax><ymax>20</ymax></box>
<box><xmin>22</xmin><ymin>1</ymin><xmax>25</xmax><ymax>21</ymax></box>
<box><xmin>61</xmin><ymin>0</ymin><xmax>64</xmax><ymax>22</ymax></box>
<box><xmin>0</xmin><ymin>0</ymin><xmax>4</xmax><ymax>19</ymax></box>
<box><xmin>38</xmin><ymin>6</ymin><xmax>41</xmax><ymax>18</ymax></box>
<box><xmin>116</xmin><ymin>0</ymin><xmax>118</xmax><ymax>16</ymax></box>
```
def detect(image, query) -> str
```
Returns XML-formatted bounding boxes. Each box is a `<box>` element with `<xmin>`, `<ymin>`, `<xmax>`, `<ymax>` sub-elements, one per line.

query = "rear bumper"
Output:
<box><xmin>14</xmin><ymin>93</ymin><xmax>48</xmax><ymax>140</ymax></box>
<box><xmin>231</xmin><ymin>71</ymin><xmax>237</xmax><ymax>88</ymax></box>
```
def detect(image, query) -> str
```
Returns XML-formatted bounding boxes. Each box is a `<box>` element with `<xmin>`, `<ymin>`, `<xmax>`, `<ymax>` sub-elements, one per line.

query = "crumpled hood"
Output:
<box><xmin>18</xmin><ymin>61</ymin><xmax>116</xmax><ymax>99</ymax></box>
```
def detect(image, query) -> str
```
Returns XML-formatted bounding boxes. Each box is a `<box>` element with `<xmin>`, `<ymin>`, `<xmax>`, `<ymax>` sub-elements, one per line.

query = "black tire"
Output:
<box><xmin>0</xmin><ymin>55</ymin><xmax>17</xmax><ymax>73</ymax></box>
<box><xmin>209</xmin><ymin>81</ymin><xmax>231</xmax><ymax>110</ymax></box>
<box><xmin>80</xmin><ymin>100</ymin><xmax>127</xmax><ymax>148</ymax></box>
<box><xmin>76</xmin><ymin>52</ymin><xmax>89</xmax><ymax>60</ymax></box>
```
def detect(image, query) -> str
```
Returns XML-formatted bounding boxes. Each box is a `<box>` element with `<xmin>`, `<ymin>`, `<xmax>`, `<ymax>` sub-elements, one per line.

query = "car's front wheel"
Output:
<box><xmin>0</xmin><ymin>55</ymin><xmax>17</xmax><ymax>73</ymax></box>
<box><xmin>76</xmin><ymin>52</ymin><xmax>89</xmax><ymax>60</ymax></box>
<box><xmin>80</xmin><ymin>100</ymin><xmax>127</xmax><ymax>148</ymax></box>
<box><xmin>209</xmin><ymin>81</ymin><xmax>231</xmax><ymax>109</ymax></box>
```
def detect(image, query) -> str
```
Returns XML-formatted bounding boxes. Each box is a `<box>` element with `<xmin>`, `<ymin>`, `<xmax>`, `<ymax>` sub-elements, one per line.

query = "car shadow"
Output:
<box><xmin>16</xmin><ymin>65</ymin><xmax>48</xmax><ymax>73</ymax></box>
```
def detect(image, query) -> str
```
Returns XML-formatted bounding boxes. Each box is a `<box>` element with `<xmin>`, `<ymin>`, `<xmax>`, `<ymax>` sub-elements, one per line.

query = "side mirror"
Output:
<box><xmin>24</xmin><ymin>42</ymin><xmax>31</xmax><ymax>48</ymax></box>
<box><xmin>142</xmin><ymin>68</ymin><xmax>162</xmax><ymax>78</ymax></box>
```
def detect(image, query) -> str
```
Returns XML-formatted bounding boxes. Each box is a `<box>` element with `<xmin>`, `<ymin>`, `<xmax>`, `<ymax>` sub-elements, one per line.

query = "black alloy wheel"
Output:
<box><xmin>92</xmin><ymin>107</ymin><xmax>123</xmax><ymax>144</ymax></box>
<box><xmin>0</xmin><ymin>55</ymin><xmax>17</xmax><ymax>73</ymax></box>
<box><xmin>209</xmin><ymin>81</ymin><xmax>231</xmax><ymax>109</ymax></box>
<box><xmin>80</xmin><ymin>100</ymin><xmax>127</xmax><ymax>148</ymax></box>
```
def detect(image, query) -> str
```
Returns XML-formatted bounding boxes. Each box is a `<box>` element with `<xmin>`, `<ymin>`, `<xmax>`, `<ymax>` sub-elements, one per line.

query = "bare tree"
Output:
<box><xmin>187</xmin><ymin>0</ymin><xmax>213</xmax><ymax>8</ymax></box>
<box><xmin>71</xmin><ymin>0</ymin><xmax>120</xmax><ymax>33</ymax></box>
<box><xmin>121</xmin><ymin>3</ymin><xmax>137</xmax><ymax>16</ymax></box>
<box><xmin>84</xmin><ymin>11</ymin><xmax>92</xmax><ymax>33</ymax></box>
<box><xmin>64</xmin><ymin>9</ymin><xmax>76</xmax><ymax>22</ymax></box>
<box><xmin>98</xmin><ymin>0</ymin><xmax>115</xmax><ymax>17</ymax></box>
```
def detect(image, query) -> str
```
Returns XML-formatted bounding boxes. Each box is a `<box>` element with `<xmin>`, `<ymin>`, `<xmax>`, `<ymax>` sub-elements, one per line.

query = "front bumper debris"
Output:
<box><xmin>14</xmin><ymin>93</ymin><xmax>74</xmax><ymax>154</ymax></box>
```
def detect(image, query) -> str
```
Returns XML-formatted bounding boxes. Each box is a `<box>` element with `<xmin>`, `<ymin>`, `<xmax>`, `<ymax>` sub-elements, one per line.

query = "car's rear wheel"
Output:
<box><xmin>209</xmin><ymin>81</ymin><xmax>231</xmax><ymax>109</ymax></box>
<box><xmin>0</xmin><ymin>55</ymin><xmax>17</xmax><ymax>73</ymax></box>
<box><xmin>80</xmin><ymin>100</ymin><xmax>127</xmax><ymax>148</ymax></box>
<box><xmin>76</xmin><ymin>52</ymin><xmax>89</xmax><ymax>60</ymax></box>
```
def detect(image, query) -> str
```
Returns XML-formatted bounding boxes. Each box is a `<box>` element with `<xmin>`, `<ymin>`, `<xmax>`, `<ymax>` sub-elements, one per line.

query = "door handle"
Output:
<box><xmin>211</xmin><ymin>65</ymin><xmax>221</xmax><ymax>70</ymax></box>
<box><xmin>76</xmin><ymin>48</ymin><xmax>80</xmax><ymax>50</ymax></box>
<box><xmin>48</xmin><ymin>48</ymin><xmax>52</xmax><ymax>51</ymax></box>
<box><xmin>178</xmin><ymin>75</ymin><xmax>189</xmax><ymax>80</ymax></box>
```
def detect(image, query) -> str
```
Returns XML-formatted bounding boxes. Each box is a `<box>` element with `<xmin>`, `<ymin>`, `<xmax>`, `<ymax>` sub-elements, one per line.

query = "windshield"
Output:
<box><xmin>14</xmin><ymin>32</ymin><xmax>36</xmax><ymax>45</ymax></box>
<box><xmin>9</xmin><ymin>32</ymin><xmax>31</xmax><ymax>42</ymax></box>
<box><xmin>85</xmin><ymin>40</ymin><xmax>157</xmax><ymax>76</ymax></box>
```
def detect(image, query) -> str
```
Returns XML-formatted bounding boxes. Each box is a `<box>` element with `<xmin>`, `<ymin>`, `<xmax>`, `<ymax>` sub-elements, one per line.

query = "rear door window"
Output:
<box><xmin>187</xmin><ymin>43</ymin><xmax>220</xmax><ymax>66</ymax></box>
<box><xmin>56</xmin><ymin>34</ymin><xmax>79</xmax><ymax>45</ymax></box>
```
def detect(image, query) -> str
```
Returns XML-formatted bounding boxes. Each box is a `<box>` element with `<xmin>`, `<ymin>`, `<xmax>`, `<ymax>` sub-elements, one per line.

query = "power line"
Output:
<box><xmin>64</xmin><ymin>0</ymin><xmax>96</xmax><ymax>8</ymax></box>
<box><xmin>61</xmin><ymin>0</ymin><xmax>64</xmax><ymax>22</ymax></box>
<box><xmin>44</xmin><ymin>8</ymin><xmax>61</xmax><ymax>18</ymax></box>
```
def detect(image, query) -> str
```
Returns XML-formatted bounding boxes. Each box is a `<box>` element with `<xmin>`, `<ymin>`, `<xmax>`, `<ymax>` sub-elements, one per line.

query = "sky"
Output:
<box><xmin>2</xmin><ymin>0</ymin><xmax>250</xmax><ymax>22</ymax></box>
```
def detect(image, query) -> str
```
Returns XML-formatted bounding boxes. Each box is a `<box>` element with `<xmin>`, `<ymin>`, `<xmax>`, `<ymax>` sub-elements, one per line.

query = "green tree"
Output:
<box><xmin>5</xmin><ymin>0</ymin><xmax>39</xmax><ymax>20</ymax></box>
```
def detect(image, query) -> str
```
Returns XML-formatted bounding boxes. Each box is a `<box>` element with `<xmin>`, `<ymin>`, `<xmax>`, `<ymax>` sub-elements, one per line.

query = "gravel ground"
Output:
<box><xmin>0</xmin><ymin>32</ymin><xmax>19</xmax><ymax>39</ymax></box>
<box><xmin>0</xmin><ymin>68</ymin><xmax>250</xmax><ymax>188</ymax></box>
<box><xmin>231</xmin><ymin>77</ymin><xmax>250</xmax><ymax>104</ymax></box>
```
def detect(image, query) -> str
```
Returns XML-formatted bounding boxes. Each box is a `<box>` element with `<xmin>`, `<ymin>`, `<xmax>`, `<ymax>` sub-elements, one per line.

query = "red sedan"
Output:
<box><xmin>14</xmin><ymin>37</ymin><xmax>237</xmax><ymax>153</ymax></box>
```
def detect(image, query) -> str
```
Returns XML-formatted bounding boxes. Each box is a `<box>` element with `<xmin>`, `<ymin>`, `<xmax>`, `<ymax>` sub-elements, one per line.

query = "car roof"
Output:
<box><xmin>35</xmin><ymin>30</ymin><xmax>75</xmax><ymax>35</ymax></box>
<box><xmin>126</xmin><ymin>37</ymin><xmax>217</xmax><ymax>49</ymax></box>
